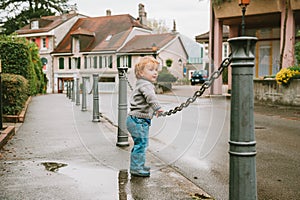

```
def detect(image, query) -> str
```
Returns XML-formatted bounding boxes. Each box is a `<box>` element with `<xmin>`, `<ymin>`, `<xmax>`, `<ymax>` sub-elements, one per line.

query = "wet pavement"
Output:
<box><xmin>0</xmin><ymin>93</ymin><xmax>211</xmax><ymax>200</ymax></box>
<box><xmin>1</xmin><ymin>85</ymin><xmax>300</xmax><ymax>200</ymax></box>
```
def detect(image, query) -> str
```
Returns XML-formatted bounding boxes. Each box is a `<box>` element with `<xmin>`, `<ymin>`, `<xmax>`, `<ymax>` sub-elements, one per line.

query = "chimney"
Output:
<box><xmin>172</xmin><ymin>19</ymin><xmax>177</xmax><ymax>33</ymax></box>
<box><xmin>138</xmin><ymin>3</ymin><xmax>147</xmax><ymax>25</ymax></box>
<box><xmin>69</xmin><ymin>3</ymin><xmax>77</xmax><ymax>14</ymax></box>
<box><xmin>106</xmin><ymin>9</ymin><xmax>111</xmax><ymax>16</ymax></box>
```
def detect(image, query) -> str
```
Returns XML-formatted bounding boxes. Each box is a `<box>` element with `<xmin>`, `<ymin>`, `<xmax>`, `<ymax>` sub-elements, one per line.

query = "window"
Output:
<box><xmin>109</xmin><ymin>55</ymin><xmax>113</xmax><ymax>68</ymax></box>
<box><xmin>31</xmin><ymin>21</ymin><xmax>39</xmax><ymax>29</ymax></box>
<box><xmin>105</xmin><ymin>35</ymin><xmax>112</xmax><ymax>41</ymax></box>
<box><xmin>59</xmin><ymin>58</ymin><xmax>64</xmax><ymax>70</ymax></box>
<box><xmin>117</xmin><ymin>55</ymin><xmax>132</xmax><ymax>68</ymax></box>
<box><xmin>68</xmin><ymin>58</ymin><xmax>72</xmax><ymax>69</ymax></box>
<box><xmin>93</xmin><ymin>56</ymin><xmax>97</xmax><ymax>69</ymax></box>
<box><xmin>258</xmin><ymin>45</ymin><xmax>271</xmax><ymax>77</ymax></box>
<box><xmin>41</xmin><ymin>38</ymin><xmax>47</xmax><ymax>49</ymax></box>
<box><xmin>84</xmin><ymin>57</ymin><xmax>87</xmax><ymax>69</ymax></box>
<box><xmin>77</xmin><ymin>57</ymin><xmax>81</xmax><ymax>69</ymax></box>
<box><xmin>99</xmin><ymin>56</ymin><xmax>102</xmax><ymax>68</ymax></box>
<box><xmin>223</xmin><ymin>43</ymin><xmax>229</xmax><ymax>58</ymax></box>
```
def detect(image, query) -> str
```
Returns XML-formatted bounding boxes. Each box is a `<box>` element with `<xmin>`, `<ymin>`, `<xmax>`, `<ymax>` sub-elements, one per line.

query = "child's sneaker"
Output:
<box><xmin>143</xmin><ymin>166</ymin><xmax>151</xmax><ymax>171</ymax></box>
<box><xmin>130</xmin><ymin>169</ymin><xmax>150</xmax><ymax>177</ymax></box>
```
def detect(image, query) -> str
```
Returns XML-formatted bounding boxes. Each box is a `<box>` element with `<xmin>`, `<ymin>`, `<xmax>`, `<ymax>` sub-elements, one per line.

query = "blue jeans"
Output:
<box><xmin>126</xmin><ymin>116</ymin><xmax>151</xmax><ymax>171</ymax></box>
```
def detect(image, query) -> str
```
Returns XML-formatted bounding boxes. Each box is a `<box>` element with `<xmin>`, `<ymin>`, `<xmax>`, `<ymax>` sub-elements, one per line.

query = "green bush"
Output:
<box><xmin>2</xmin><ymin>73</ymin><xmax>29</xmax><ymax>115</ymax></box>
<box><xmin>157</xmin><ymin>66</ymin><xmax>177</xmax><ymax>92</ymax></box>
<box><xmin>165</xmin><ymin>59</ymin><xmax>173</xmax><ymax>67</ymax></box>
<box><xmin>157</xmin><ymin>67</ymin><xmax>177</xmax><ymax>82</ymax></box>
<box><xmin>0</xmin><ymin>35</ymin><xmax>46</xmax><ymax>95</ymax></box>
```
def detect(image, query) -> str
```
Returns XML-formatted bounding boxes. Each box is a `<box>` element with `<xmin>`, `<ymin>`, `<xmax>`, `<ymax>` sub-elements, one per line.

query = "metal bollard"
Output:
<box><xmin>228</xmin><ymin>36</ymin><xmax>257</xmax><ymax>200</ymax></box>
<box><xmin>72</xmin><ymin>79</ymin><xmax>75</xmax><ymax>102</ymax></box>
<box><xmin>66</xmin><ymin>80</ymin><xmax>69</xmax><ymax>97</ymax></box>
<box><xmin>116</xmin><ymin>66</ymin><xmax>129</xmax><ymax>147</ymax></box>
<box><xmin>68</xmin><ymin>81</ymin><xmax>71</xmax><ymax>99</ymax></box>
<box><xmin>76</xmin><ymin>78</ymin><xmax>80</xmax><ymax>106</ymax></box>
<box><xmin>81</xmin><ymin>77</ymin><xmax>87</xmax><ymax>111</ymax></box>
<box><xmin>92</xmin><ymin>74</ymin><xmax>100</xmax><ymax>122</ymax></box>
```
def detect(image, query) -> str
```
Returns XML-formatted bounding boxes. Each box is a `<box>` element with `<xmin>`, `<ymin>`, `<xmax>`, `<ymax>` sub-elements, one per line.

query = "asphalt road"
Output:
<box><xmin>98</xmin><ymin>84</ymin><xmax>300</xmax><ymax>199</ymax></box>
<box><xmin>151</xmin><ymin>85</ymin><xmax>300</xmax><ymax>200</ymax></box>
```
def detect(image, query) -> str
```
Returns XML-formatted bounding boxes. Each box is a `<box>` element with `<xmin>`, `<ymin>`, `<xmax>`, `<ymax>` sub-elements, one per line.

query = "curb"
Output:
<box><xmin>3</xmin><ymin>96</ymin><xmax>31</xmax><ymax>123</ymax></box>
<box><xmin>0</xmin><ymin>126</ymin><xmax>15</xmax><ymax>149</ymax></box>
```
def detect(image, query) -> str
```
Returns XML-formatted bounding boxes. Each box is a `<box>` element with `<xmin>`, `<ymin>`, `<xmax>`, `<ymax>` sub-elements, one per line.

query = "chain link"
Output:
<box><xmin>124</xmin><ymin>72</ymin><xmax>134</xmax><ymax>91</ymax></box>
<box><xmin>159</xmin><ymin>54</ymin><xmax>232</xmax><ymax>117</ymax></box>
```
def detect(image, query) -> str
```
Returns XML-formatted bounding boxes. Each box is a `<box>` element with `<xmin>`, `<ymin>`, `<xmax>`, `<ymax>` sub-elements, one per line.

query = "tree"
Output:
<box><xmin>0</xmin><ymin>0</ymin><xmax>72</xmax><ymax>35</ymax></box>
<box><xmin>146</xmin><ymin>18</ymin><xmax>170</xmax><ymax>34</ymax></box>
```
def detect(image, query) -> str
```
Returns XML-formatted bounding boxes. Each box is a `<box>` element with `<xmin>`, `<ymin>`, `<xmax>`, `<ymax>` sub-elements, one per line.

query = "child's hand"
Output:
<box><xmin>155</xmin><ymin>109</ymin><xmax>164</xmax><ymax>117</ymax></box>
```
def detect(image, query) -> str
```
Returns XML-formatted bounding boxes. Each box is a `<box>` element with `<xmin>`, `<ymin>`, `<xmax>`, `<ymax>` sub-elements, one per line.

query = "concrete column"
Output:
<box><xmin>212</xmin><ymin>17</ymin><xmax>223</xmax><ymax>95</ymax></box>
<box><xmin>281</xmin><ymin>2</ymin><xmax>295</xmax><ymax>68</ymax></box>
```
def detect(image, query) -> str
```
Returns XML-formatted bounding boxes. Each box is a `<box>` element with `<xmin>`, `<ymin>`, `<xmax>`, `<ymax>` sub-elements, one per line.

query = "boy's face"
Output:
<box><xmin>140</xmin><ymin>64</ymin><xmax>158</xmax><ymax>83</ymax></box>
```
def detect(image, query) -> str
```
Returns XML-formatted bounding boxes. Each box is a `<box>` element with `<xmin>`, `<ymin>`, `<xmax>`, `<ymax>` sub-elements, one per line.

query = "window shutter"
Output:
<box><xmin>128</xmin><ymin>55</ymin><xmax>132</xmax><ymax>68</ymax></box>
<box><xmin>109</xmin><ymin>55</ymin><xmax>113</xmax><ymax>68</ymax></box>
<box><xmin>59</xmin><ymin>58</ymin><xmax>64</xmax><ymax>69</ymax></box>
<box><xmin>117</xmin><ymin>56</ymin><xmax>120</xmax><ymax>68</ymax></box>
<box><xmin>77</xmin><ymin>57</ymin><xmax>81</xmax><ymax>69</ymax></box>
<box><xmin>68</xmin><ymin>57</ymin><xmax>71</xmax><ymax>69</ymax></box>
<box><xmin>99</xmin><ymin>56</ymin><xmax>102</xmax><ymax>68</ymax></box>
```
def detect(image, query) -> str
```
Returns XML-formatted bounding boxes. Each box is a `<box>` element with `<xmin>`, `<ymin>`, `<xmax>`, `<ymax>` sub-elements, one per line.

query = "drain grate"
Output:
<box><xmin>255</xmin><ymin>126</ymin><xmax>266</xmax><ymax>130</ymax></box>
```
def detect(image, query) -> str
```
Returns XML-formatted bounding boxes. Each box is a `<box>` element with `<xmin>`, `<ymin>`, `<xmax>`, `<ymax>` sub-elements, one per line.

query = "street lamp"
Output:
<box><xmin>239</xmin><ymin>0</ymin><xmax>251</xmax><ymax>36</ymax></box>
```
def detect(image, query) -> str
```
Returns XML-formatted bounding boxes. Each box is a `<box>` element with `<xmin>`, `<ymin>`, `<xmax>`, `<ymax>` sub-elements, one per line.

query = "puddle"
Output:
<box><xmin>40</xmin><ymin>162</ymin><xmax>134</xmax><ymax>199</ymax></box>
<box><xmin>41</xmin><ymin>162</ymin><xmax>68</xmax><ymax>172</ymax></box>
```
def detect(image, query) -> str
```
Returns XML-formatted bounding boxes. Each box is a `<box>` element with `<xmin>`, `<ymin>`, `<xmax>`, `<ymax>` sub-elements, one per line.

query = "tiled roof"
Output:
<box><xmin>118</xmin><ymin>33</ymin><xmax>178</xmax><ymax>53</ymax></box>
<box><xmin>16</xmin><ymin>13</ymin><xmax>80</xmax><ymax>34</ymax></box>
<box><xmin>53</xmin><ymin>14</ymin><xmax>151</xmax><ymax>53</ymax></box>
<box><xmin>71</xmin><ymin>27</ymin><xmax>95</xmax><ymax>36</ymax></box>
<box><xmin>195</xmin><ymin>26</ymin><xmax>229</xmax><ymax>42</ymax></box>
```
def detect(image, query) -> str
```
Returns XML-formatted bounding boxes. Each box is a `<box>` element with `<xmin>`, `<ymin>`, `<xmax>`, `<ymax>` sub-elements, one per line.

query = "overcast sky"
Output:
<box><xmin>68</xmin><ymin>0</ymin><xmax>211</xmax><ymax>40</ymax></box>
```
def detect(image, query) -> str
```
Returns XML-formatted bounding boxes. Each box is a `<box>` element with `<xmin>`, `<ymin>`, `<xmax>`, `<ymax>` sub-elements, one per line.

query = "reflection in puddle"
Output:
<box><xmin>118</xmin><ymin>169</ymin><xmax>129</xmax><ymax>200</ymax></box>
<box><xmin>40</xmin><ymin>162</ymin><xmax>139</xmax><ymax>199</ymax></box>
<box><xmin>41</xmin><ymin>162</ymin><xmax>68</xmax><ymax>172</ymax></box>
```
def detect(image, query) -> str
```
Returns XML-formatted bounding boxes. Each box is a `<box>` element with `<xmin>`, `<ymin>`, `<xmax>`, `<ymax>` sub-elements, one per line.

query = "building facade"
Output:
<box><xmin>204</xmin><ymin>0</ymin><xmax>300</xmax><ymax>94</ymax></box>
<box><xmin>16</xmin><ymin>11</ymin><xmax>87</xmax><ymax>93</ymax></box>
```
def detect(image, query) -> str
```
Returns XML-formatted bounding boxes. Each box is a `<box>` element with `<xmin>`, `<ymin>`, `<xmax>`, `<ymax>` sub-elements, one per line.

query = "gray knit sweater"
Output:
<box><xmin>128</xmin><ymin>78</ymin><xmax>161</xmax><ymax>119</ymax></box>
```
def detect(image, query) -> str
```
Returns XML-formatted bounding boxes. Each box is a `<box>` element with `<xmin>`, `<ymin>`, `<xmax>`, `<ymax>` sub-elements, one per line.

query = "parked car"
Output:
<box><xmin>190</xmin><ymin>70</ymin><xmax>208</xmax><ymax>85</ymax></box>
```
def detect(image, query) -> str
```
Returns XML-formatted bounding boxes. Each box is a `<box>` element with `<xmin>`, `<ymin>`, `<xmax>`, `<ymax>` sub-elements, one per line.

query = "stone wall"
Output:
<box><xmin>254</xmin><ymin>79</ymin><xmax>300</xmax><ymax>106</ymax></box>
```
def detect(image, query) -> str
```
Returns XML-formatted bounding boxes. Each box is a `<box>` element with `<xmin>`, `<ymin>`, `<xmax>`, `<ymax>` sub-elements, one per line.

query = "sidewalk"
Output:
<box><xmin>0</xmin><ymin>94</ymin><xmax>211</xmax><ymax>200</ymax></box>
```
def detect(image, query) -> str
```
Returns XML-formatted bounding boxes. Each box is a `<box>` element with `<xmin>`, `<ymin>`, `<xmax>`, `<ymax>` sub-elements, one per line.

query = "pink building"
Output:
<box><xmin>197</xmin><ymin>0</ymin><xmax>300</xmax><ymax>94</ymax></box>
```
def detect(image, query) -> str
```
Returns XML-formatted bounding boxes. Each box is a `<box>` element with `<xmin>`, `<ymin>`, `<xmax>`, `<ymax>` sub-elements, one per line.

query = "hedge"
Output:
<box><xmin>0</xmin><ymin>36</ymin><xmax>46</xmax><ymax>95</ymax></box>
<box><xmin>2</xmin><ymin>73</ymin><xmax>29</xmax><ymax>115</ymax></box>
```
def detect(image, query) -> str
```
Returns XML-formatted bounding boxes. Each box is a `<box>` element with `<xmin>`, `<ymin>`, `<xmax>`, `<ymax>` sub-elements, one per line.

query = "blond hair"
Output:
<box><xmin>134</xmin><ymin>56</ymin><xmax>159</xmax><ymax>78</ymax></box>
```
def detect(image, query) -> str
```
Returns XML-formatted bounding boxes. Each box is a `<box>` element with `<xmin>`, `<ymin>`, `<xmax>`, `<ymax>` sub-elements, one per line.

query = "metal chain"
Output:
<box><xmin>124</xmin><ymin>72</ymin><xmax>134</xmax><ymax>91</ymax></box>
<box><xmin>159</xmin><ymin>54</ymin><xmax>232</xmax><ymax>117</ymax></box>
